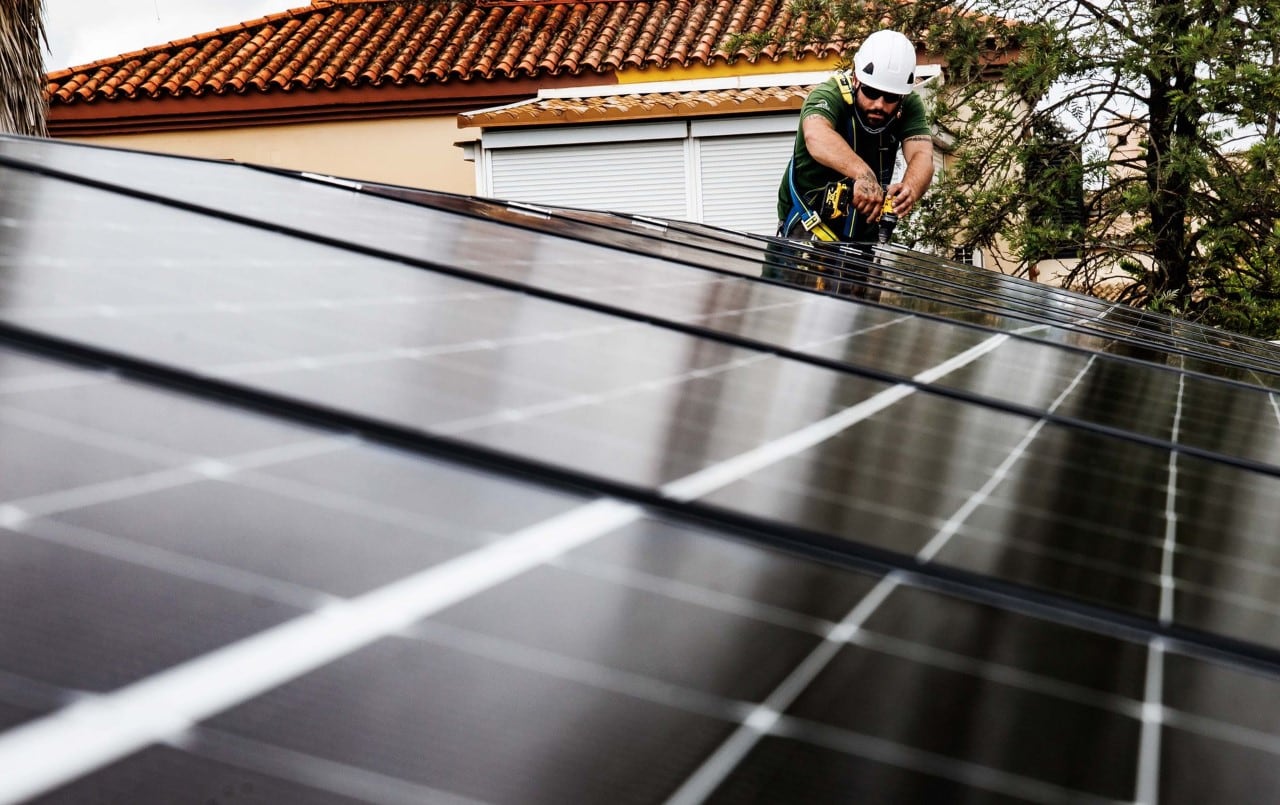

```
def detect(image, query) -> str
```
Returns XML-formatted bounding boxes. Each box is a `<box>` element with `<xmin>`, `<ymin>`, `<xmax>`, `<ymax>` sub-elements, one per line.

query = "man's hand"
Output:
<box><xmin>850</xmin><ymin>176</ymin><xmax>885</xmax><ymax>219</ymax></box>
<box><xmin>885</xmin><ymin>182</ymin><xmax>917</xmax><ymax>216</ymax></box>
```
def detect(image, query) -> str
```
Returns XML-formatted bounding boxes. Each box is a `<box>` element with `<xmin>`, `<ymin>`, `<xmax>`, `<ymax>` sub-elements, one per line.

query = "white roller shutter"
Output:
<box><xmin>696</xmin><ymin>133</ymin><xmax>795</xmax><ymax>236</ymax></box>
<box><xmin>489</xmin><ymin>140</ymin><xmax>688</xmax><ymax>219</ymax></box>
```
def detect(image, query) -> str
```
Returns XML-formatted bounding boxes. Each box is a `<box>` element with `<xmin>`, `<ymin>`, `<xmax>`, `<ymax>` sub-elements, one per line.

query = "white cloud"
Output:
<box><xmin>44</xmin><ymin>0</ymin><xmax>291</xmax><ymax>71</ymax></box>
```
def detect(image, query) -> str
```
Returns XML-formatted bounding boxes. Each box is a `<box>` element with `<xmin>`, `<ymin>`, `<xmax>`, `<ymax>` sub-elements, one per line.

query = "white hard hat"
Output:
<box><xmin>853</xmin><ymin>30</ymin><xmax>917</xmax><ymax>95</ymax></box>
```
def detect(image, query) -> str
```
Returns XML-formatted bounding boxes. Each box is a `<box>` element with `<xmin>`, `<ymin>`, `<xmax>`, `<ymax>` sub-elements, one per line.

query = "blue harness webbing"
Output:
<box><xmin>783</xmin><ymin>73</ymin><xmax>862</xmax><ymax>242</ymax></box>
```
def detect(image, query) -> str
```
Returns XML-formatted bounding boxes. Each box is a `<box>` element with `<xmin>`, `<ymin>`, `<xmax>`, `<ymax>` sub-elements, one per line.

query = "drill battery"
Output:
<box><xmin>818</xmin><ymin>179</ymin><xmax>854</xmax><ymax>222</ymax></box>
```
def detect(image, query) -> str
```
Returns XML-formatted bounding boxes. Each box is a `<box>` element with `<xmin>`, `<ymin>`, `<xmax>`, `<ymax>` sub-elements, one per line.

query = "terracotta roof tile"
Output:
<box><xmin>45</xmin><ymin>0</ymin><xmax>850</xmax><ymax>106</ymax></box>
<box><xmin>457</xmin><ymin>82</ymin><xmax>813</xmax><ymax>126</ymax></box>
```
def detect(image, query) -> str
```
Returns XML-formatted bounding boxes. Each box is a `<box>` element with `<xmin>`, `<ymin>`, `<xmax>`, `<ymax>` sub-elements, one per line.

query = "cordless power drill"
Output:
<box><xmin>876</xmin><ymin>192</ymin><xmax>898</xmax><ymax>244</ymax></box>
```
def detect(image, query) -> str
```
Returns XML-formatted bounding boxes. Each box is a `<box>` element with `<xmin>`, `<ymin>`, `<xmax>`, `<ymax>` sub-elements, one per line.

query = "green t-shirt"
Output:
<box><xmin>776</xmin><ymin>76</ymin><xmax>930</xmax><ymax>240</ymax></box>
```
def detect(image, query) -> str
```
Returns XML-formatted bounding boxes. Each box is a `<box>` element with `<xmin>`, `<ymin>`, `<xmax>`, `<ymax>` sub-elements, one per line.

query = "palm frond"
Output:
<box><xmin>0</xmin><ymin>0</ymin><xmax>48</xmax><ymax>136</ymax></box>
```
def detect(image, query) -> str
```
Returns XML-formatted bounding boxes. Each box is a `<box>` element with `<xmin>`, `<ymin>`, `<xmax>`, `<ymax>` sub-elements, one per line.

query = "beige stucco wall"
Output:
<box><xmin>65</xmin><ymin>115</ymin><xmax>479</xmax><ymax>194</ymax></box>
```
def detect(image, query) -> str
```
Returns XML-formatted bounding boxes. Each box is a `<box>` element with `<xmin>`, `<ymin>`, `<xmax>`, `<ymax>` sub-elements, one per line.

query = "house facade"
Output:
<box><xmin>44</xmin><ymin>0</ymin><xmax>850</xmax><ymax>193</ymax></box>
<box><xmin>43</xmin><ymin>0</ymin><xmax>1013</xmax><ymax>267</ymax></box>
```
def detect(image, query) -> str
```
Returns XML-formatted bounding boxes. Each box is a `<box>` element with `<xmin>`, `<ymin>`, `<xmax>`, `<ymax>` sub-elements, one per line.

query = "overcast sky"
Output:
<box><xmin>44</xmin><ymin>0</ymin><xmax>293</xmax><ymax>71</ymax></box>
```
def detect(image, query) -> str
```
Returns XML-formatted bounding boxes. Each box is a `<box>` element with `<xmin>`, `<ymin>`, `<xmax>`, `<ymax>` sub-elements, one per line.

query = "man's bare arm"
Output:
<box><xmin>887</xmin><ymin>135</ymin><xmax>935</xmax><ymax>216</ymax></box>
<box><xmin>801</xmin><ymin>115</ymin><xmax>884</xmax><ymax>216</ymax></box>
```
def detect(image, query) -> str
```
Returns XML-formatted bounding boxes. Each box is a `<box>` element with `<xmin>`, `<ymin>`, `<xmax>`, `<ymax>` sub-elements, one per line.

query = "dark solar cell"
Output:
<box><xmin>567</xmin><ymin>516</ymin><xmax>883</xmax><ymax>622</ymax></box>
<box><xmin>207</xmin><ymin>637</ymin><xmax>739</xmax><ymax>805</ymax></box>
<box><xmin>783</xmin><ymin>641</ymin><xmax>1143</xmax><ymax>799</ymax></box>
<box><xmin>705</xmin><ymin>736</ymin><xmax>1038</xmax><ymax>804</ymax></box>
<box><xmin>32</xmin><ymin>745</ymin><xmax>374</xmax><ymax>805</ymax></box>
<box><xmin>0</xmin><ymin>526</ymin><xmax>305</xmax><ymax>691</ymax></box>
<box><xmin>44</xmin><ymin>479</ymin><xmax>476</xmax><ymax>598</ymax></box>
<box><xmin>423</xmin><ymin>563</ymin><xmax>826</xmax><ymax>701</ymax></box>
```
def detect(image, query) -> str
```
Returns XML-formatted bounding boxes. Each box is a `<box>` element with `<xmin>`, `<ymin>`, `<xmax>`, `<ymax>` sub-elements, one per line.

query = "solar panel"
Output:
<box><xmin>3</xmin><ymin>134</ymin><xmax>1280</xmax><ymax>802</ymax></box>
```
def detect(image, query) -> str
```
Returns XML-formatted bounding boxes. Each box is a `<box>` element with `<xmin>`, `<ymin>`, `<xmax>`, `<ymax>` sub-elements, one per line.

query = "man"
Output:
<box><xmin>776</xmin><ymin>29</ymin><xmax>934</xmax><ymax>245</ymax></box>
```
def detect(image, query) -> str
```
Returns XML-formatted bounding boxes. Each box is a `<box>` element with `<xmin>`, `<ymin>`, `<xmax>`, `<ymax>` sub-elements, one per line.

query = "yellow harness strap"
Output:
<box><xmin>834</xmin><ymin>71</ymin><xmax>856</xmax><ymax>106</ymax></box>
<box><xmin>799</xmin><ymin>210</ymin><xmax>841</xmax><ymax>242</ymax></box>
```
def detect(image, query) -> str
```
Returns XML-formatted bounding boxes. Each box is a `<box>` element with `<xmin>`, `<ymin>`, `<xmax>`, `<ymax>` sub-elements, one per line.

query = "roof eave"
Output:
<box><xmin>47</xmin><ymin>74</ymin><xmax>610</xmax><ymax>137</ymax></box>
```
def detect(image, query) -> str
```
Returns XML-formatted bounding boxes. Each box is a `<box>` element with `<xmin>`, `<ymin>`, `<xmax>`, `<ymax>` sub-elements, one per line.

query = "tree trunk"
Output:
<box><xmin>0</xmin><ymin>0</ymin><xmax>48</xmax><ymax>137</ymax></box>
<box><xmin>1145</xmin><ymin>0</ymin><xmax>1194</xmax><ymax>300</ymax></box>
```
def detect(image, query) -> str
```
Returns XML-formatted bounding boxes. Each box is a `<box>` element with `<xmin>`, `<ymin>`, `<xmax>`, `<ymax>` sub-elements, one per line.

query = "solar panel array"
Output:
<box><xmin>2</xmin><ymin>133</ymin><xmax>1280</xmax><ymax>803</ymax></box>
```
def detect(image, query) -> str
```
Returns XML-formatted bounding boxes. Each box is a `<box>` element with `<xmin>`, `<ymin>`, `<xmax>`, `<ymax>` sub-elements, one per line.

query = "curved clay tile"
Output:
<box><xmin>323</xmin><ymin>8</ymin><xmax>373</xmax><ymax>85</ymax></box>
<box><xmin>455</xmin><ymin>7</ymin><xmax>507</xmax><ymax>78</ymax></box>
<box><xmin>384</xmin><ymin>5</ymin><xmax>433</xmax><ymax>81</ymax></box>
<box><xmin>254</xmin><ymin>20</ymin><xmax>308</xmax><ymax>89</ymax></box>
<box><xmin>619</xmin><ymin>0</ymin><xmax>660</xmax><ymax>66</ymax></box>
<box><xmin>562</xmin><ymin>3</ymin><xmax>610</xmax><ymax>73</ymax></box>
<box><xmin>97</xmin><ymin>65</ymin><xmax>129</xmax><ymax>96</ymax></box>
<box><xmin>650</xmin><ymin>1</ymin><xmax>690</xmax><ymax>64</ymax></box>
<box><xmin>339</xmin><ymin>6</ymin><xmax>395</xmax><ymax>85</ymax></box>
<box><xmin>165</xmin><ymin>42</ymin><xmax>221</xmax><ymax>95</ymax></box>
<box><xmin>207</xmin><ymin>32</ymin><xmax>256</xmax><ymax>93</ymax></box>
<box><xmin>679</xmin><ymin>0</ymin><xmax>709</xmax><ymax>41</ymax></box>
<box><xmin>275</xmin><ymin>15</ymin><xmax>331</xmax><ymax>89</ymax></box>
<box><xmin>477</xmin><ymin>5</ymin><xmax>526</xmax><ymax>77</ymax></box>
<box><xmin>79</xmin><ymin>63</ymin><xmax>122</xmax><ymax>99</ymax></box>
<box><xmin>608</xmin><ymin>2</ymin><xmax>655</xmax><ymax>70</ymax></box>
<box><xmin>538</xmin><ymin>4</ymin><xmax>591</xmax><ymax>73</ymax></box>
<box><xmin>231</xmin><ymin>25</ymin><xmax>281</xmax><ymax>90</ymax></box>
<box><xmin>360</xmin><ymin>4</ymin><xmax>415</xmax><ymax>83</ymax></box>
<box><xmin>746</xmin><ymin>0</ymin><xmax>776</xmax><ymax>34</ymax></box>
<box><xmin>582</xmin><ymin>3</ymin><xmax>625</xmax><ymax>71</ymax></box>
<box><xmin>430</xmin><ymin>6</ymin><xmax>486</xmax><ymax>79</ymax></box>
<box><xmin>492</xmin><ymin>5</ymin><xmax>533</xmax><ymax>76</ymax></box>
<box><xmin>417</xmin><ymin>3</ymin><xmax>464</xmax><ymax>69</ymax></box>
<box><xmin>153</xmin><ymin>47</ymin><xmax>203</xmax><ymax>95</ymax></box>
<box><xmin>296</xmin><ymin>17</ymin><xmax>348</xmax><ymax>87</ymax></box>
<box><xmin>87</xmin><ymin>64</ymin><xmax>121</xmax><ymax>96</ymax></box>
<box><xmin>629</xmin><ymin>0</ymin><xmax>670</xmax><ymax>66</ymax></box>
<box><xmin>49</xmin><ymin>77</ymin><xmax>80</xmax><ymax>103</ymax></box>
<box><xmin>380</xmin><ymin>6</ymin><xmax>423</xmax><ymax>81</ymax></box>
<box><xmin>184</xmin><ymin>40</ymin><xmax>234</xmax><ymax>94</ymax></box>
<box><xmin>693</xmin><ymin>1</ymin><xmax>730</xmax><ymax>62</ymax></box>
<box><xmin>726</xmin><ymin>0</ymin><xmax>754</xmax><ymax>41</ymax></box>
<box><xmin>516</xmin><ymin>4</ymin><xmax>557</xmax><ymax>74</ymax></box>
<box><xmin>668</xmin><ymin>35</ymin><xmax>692</xmax><ymax>65</ymax></box>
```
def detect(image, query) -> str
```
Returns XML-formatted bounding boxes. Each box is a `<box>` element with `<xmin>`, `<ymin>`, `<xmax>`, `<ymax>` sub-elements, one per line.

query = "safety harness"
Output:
<box><xmin>782</xmin><ymin>72</ymin><xmax>896</xmax><ymax>243</ymax></box>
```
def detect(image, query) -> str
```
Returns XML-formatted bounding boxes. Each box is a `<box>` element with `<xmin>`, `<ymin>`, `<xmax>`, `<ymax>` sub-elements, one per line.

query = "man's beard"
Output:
<box><xmin>864</xmin><ymin>109</ymin><xmax>890</xmax><ymax>126</ymax></box>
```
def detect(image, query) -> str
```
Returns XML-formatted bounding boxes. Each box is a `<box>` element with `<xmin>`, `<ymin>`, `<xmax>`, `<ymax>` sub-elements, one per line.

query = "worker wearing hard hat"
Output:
<box><xmin>777</xmin><ymin>30</ymin><xmax>935</xmax><ymax>245</ymax></box>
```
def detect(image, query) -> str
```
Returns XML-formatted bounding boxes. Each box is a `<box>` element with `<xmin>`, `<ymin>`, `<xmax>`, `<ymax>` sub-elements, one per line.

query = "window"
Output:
<box><xmin>952</xmin><ymin>245</ymin><xmax>982</xmax><ymax>267</ymax></box>
<box><xmin>472</xmin><ymin>116</ymin><xmax>800</xmax><ymax>236</ymax></box>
